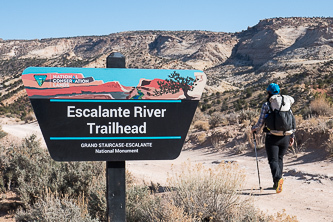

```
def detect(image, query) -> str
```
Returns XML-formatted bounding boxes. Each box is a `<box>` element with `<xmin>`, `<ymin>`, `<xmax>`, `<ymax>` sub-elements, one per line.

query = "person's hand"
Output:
<box><xmin>289</xmin><ymin>137</ymin><xmax>294</xmax><ymax>146</ymax></box>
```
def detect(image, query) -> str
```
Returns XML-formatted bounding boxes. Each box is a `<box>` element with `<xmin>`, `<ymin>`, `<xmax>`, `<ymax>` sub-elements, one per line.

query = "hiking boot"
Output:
<box><xmin>276</xmin><ymin>178</ymin><xmax>284</xmax><ymax>194</ymax></box>
<box><xmin>273</xmin><ymin>181</ymin><xmax>278</xmax><ymax>190</ymax></box>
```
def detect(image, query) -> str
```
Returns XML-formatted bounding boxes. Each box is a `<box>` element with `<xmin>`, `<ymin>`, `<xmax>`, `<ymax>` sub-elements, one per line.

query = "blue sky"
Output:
<box><xmin>1</xmin><ymin>0</ymin><xmax>332</xmax><ymax>40</ymax></box>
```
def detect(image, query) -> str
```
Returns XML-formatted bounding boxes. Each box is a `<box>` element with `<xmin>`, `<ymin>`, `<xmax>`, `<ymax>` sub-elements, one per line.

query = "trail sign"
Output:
<box><xmin>22</xmin><ymin>67</ymin><xmax>206</xmax><ymax>161</ymax></box>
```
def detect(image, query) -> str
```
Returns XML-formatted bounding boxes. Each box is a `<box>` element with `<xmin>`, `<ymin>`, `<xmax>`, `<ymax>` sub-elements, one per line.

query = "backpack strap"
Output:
<box><xmin>279</xmin><ymin>95</ymin><xmax>288</xmax><ymax>135</ymax></box>
<box><xmin>264</xmin><ymin>102</ymin><xmax>272</xmax><ymax>132</ymax></box>
<box><xmin>278</xmin><ymin>95</ymin><xmax>285</xmax><ymax>112</ymax></box>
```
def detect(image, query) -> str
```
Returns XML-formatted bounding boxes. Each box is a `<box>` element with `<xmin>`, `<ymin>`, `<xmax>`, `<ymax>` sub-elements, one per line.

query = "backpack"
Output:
<box><xmin>265</xmin><ymin>95</ymin><xmax>296</xmax><ymax>134</ymax></box>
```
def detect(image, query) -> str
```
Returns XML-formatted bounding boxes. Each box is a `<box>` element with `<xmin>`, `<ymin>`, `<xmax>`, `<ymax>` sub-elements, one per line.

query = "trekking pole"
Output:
<box><xmin>253</xmin><ymin>132</ymin><xmax>262</xmax><ymax>191</ymax></box>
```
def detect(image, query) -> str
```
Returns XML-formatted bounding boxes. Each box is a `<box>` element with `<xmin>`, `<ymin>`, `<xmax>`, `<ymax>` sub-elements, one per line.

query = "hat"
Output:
<box><xmin>267</xmin><ymin>83</ymin><xmax>280</xmax><ymax>95</ymax></box>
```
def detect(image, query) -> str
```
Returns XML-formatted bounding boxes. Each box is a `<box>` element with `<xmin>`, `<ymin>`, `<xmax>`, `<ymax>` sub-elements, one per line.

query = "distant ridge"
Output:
<box><xmin>1</xmin><ymin>17</ymin><xmax>332</xmax><ymax>111</ymax></box>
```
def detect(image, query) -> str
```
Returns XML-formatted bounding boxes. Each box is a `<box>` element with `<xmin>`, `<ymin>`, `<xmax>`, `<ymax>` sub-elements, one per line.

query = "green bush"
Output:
<box><xmin>209</xmin><ymin>113</ymin><xmax>224</xmax><ymax>128</ymax></box>
<box><xmin>0</xmin><ymin>135</ymin><xmax>106</xmax><ymax>221</ymax></box>
<box><xmin>0</xmin><ymin>125</ymin><xmax>7</xmax><ymax>139</ymax></box>
<box><xmin>15</xmin><ymin>192</ymin><xmax>98</xmax><ymax>222</ymax></box>
<box><xmin>239</xmin><ymin>109</ymin><xmax>259</xmax><ymax>123</ymax></box>
<box><xmin>126</xmin><ymin>185</ymin><xmax>162</xmax><ymax>221</ymax></box>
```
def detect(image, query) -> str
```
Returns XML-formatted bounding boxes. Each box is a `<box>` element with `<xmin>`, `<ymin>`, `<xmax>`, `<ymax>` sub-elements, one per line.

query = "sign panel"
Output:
<box><xmin>22</xmin><ymin>67</ymin><xmax>206</xmax><ymax>161</ymax></box>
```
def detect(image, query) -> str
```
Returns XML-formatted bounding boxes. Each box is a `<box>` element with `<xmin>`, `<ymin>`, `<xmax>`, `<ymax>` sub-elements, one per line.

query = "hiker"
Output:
<box><xmin>251</xmin><ymin>83</ymin><xmax>295</xmax><ymax>193</ymax></box>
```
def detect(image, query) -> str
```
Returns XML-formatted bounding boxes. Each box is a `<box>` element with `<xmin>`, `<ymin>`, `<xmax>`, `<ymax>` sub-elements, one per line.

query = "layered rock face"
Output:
<box><xmin>1</xmin><ymin>17</ymin><xmax>332</xmax><ymax>91</ymax></box>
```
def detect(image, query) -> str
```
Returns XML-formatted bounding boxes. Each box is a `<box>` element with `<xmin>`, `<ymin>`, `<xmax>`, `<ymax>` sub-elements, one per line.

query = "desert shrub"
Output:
<box><xmin>86</xmin><ymin>172</ymin><xmax>107</xmax><ymax>221</ymax></box>
<box><xmin>193</xmin><ymin>120</ymin><xmax>209</xmax><ymax>131</ymax></box>
<box><xmin>126</xmin><ymin>161</ymin><xmax>271</xmax><ymax>221</ymax></box>
<box><xmin>209</xmin><ymin>112</ymin><xmax>224</xmax><ymax>128</ymax></box>
<box><xmin>221</xmin><ymin>99</ymin><xmax>228</xmax><ymax>112</ymax></box>
<box><xmin>294</xmin><ymin>114</ymin><xmax>304</xmax><ymax>126</ymax></box>
<box><xmin>22</xmin><ymin>112</ymin><xmax>36</xmax><ymax>123</ymax></box>
<box><xmin>309</xmin><ymin>96</ymin><xmax>333</xmax><ymax>117</ymax></box>
<box><xmin>15</xmin><ymin>191</ymin><xmax>97</xmax><ymax>222</ymax></box>
<box><xmin>210</xmin><ymin>129</ymin><xmax>235</xmax><ymax>150</ymax></box>
<box><xmin>192</xmin><ymin>108</ymin><xmax>207</xmax><ymax>123</ymax></box>
<box><xmin>304</xmin><ymin>118</ymin><xmax>331</xmax><ymax>133</ymax></box>
<box><xmin>245</xmin><ymin>88</ymin><xmax>253</xmax><ymax>98</ymax></box>
<box><xmin>126</xmin><ymin>184</ymin><xmax>193</xmax><ymax>222</ymax></box>
<box><xmin>226</xmin><ymin>113</ymin><xmax>240</xmax><ymax>125</ymax></box>
<box><xmin>167</xmin><ymin>161</ymin><xmax>261</xmax><ymax>221</ymax></box>
<box><xmin>0</xmin><ymin>134</ymin><xmax>106</xmax><ymax>221</ymax></box>
<box><xmin>125</xmin><ymin>170</ymin><xmax>135</xmax><ymax>186</ymax></box>
<box><xmin>0</xmin><ymin>125</ymin><xmax>7</xmax><ymax>139</ymax></box>
<box><xmin>234</xmin><ymin>140</ymin><xmax>248</xmax><ymax>154</ymax></box>
<box><xmin>326</xmin><ymin>119</ymin><xmax>333</xmax><ymax>129</ymax></box>
<box><xmin>211</xmin><ymin>132</ymin><xmax>225</xmax><ymax>150</ymax></box>
<box><xmin>294</xmin><ymin>117</ymin><xmax>332</xmax><ymax>154</ymax></box>
<box><xmin>239</xmin><ymin>109</ymin><xmax>259</xmax><ymax>123</ymax></box>
<box><xmin>126</xmin><ymin>185</ymin><xmax>162</xmax><ymax>221</ymax></box>
<box><xmin>186</xmin><ymin>132</ymin><xmax>209</xmax><ymax>147</ymax></box>
<box><xmin>196</xmin><ymin>132</ymin><xmax>208</xmax><ymax>145</ymax></box>
<box><xmin>300</xmin><ymin>106</ymin><xmax>312</xmax><ymax>119</ymax></box>
<box><xmin>2</xmin><ymin>135</ymin><xmax>298</xmax><ymax>221</ymax></box>
<box><xmin>266</xmin><ymin>209</ymin><xmax>299</xmax><ymax>222</ymax></box>
<box><xmin>0</xmin><ymin>135</ymin><xmax>50</xmax><ymax>197</ymax></box>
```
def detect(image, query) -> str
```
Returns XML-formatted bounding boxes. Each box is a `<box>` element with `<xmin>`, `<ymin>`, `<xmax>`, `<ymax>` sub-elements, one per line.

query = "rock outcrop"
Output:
<box><xmin>1</xmin><ymin>17</ymin><xmax>332</xmax><ymax>91</ymax></box>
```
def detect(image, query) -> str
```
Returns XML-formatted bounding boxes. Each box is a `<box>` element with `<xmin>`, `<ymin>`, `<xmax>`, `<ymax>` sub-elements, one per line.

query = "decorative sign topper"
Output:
<box><xmin>22</xmin><ymin>67</ymin><xmax>206</xmax><ymax>161</ymax></box>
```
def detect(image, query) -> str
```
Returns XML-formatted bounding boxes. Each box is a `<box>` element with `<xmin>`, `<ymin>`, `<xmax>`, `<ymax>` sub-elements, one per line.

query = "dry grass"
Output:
<box><xmin>309</xmin><ymin>95</ymin><xmax>333</xmax><ymax>117</ymax></box>
<box><xmin>0</xmin><ymin>135</ymin><xmax>106</xmax><ymax>221</ymax></box>
<box><xmin>22</xmin><ymin>112</ymin><xmax>36</xmax><ymax>123</ymax></box>
<box><xmin>294</xmin><ymin>114</ymin><xmax>304</xmax><ymax>127</ymax></box>
<box><xmin>192</xmin><ymin>132</ymin><xmax>208</xmax><ymax>145</ymax></box>
<box><xmin>298</xmin><ymin>116</ymin><xmax>331</xmax><ymax>133</ymax></box>
<box><xmin>127</xmin><ymin>160</ymin><xmax>285</xmax><ymax>221</ymax></box>
<box><xmin>239</xmin><ymin>109</ymin><xmax>260</xmax><ymax>124</ymax></box>
<box><xmin>294</xmin><ymin>116</ymin><xmax>333</xmax><ymax>155</ymax></box>
<box><xmin>209</xmin><ymin>113</ymin><xmax>224</xmax><ymax>128</ymax></box>
<box><xmin>166</xmin><ymin>161</ymin><xmax>260</xmax><ymax>221</ymax></box>
<box><xmin>192</xmin><ymin>108</ymin><xmax>207</xmax><ymax>122</ymax></box>
<box><xmin>210</xmin><ymin>129</ymin><xmax>235</xmax><ymax>150</ymax></box>
<box><xmin>15</xmin><ymin>189</ymin><xmax>97</xmax><ymax>222</ymax></box>
<box><xmin>193</xmin><ymin>120</ymin><xmax>210</xmax><ymax>131</ymax></box>
<box><xmin>266</xmin><ymin>209</ymin><xmax>299</xmax><ymax>222</ymax></box>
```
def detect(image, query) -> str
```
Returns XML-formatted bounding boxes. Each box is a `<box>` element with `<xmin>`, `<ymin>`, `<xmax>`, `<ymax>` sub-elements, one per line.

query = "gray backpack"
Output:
<box><xmin>265</xmin><ymin>95</ymin><xmax>296</xmax><ymax>133</ymax></box>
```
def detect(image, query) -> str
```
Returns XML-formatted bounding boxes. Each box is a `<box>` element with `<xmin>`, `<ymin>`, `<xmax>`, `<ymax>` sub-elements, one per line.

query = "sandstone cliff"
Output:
<box><xmin>0</xmin><ymin>17</ymin><xmax>332</xmax><ymax>105</ymax></box>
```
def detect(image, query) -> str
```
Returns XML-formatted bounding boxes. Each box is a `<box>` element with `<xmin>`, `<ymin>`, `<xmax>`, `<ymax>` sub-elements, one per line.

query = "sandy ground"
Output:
<box><xmin>127</xmin><ymin>148</ymin><xmax>333</xmax><ymax>222</ymax></box>
<box><xmin>0</xmin><ymin>118</ymin><xmax>46</xmax><ymax>147</ymax></box>
<box><xmin>1</xmin><ymin>118</ymin><xmax>333</xmax><ymax>222</ymax></box>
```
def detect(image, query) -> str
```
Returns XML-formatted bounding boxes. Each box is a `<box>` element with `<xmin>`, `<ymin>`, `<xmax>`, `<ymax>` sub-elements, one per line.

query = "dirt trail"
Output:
<box><xmin>1</xmin><ymin>119</ymin><xmax>333</xmax><ymax>222</ymax></box>
<box><xmin>127</xmin><ymin>148</ymin><xmax>333</xmax><ymax>222</ymax></box>
<box><xmin>0</xmin><ymin>118</ymin><xmax>46</xmax><ymax>147</ymax></box>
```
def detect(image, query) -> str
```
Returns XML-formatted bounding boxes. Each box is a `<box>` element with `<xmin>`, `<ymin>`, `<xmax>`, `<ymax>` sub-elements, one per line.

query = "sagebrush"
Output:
<box><xmin>1</xmin><ymin>134</ymin><xmax>300</xmax><ymax>221</ymax></box>
<box><xmin>0</xmin><ymin>135</ymin><xmax>106</xmax><ymax>221</ymax></box>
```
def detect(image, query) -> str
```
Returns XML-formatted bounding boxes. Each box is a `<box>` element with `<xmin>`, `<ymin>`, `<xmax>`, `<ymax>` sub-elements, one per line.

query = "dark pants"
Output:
<box><xmin>265</xmin><ymin>134</ymin><xmax>290</xmax><ymax>183</ymax></box>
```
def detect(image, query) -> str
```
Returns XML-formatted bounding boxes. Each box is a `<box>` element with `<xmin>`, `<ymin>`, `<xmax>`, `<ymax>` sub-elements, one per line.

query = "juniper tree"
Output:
<box><xmin>154</xmin><ymin>71</ymin><xmax>197</xmax><ymax>99</ymax></box>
